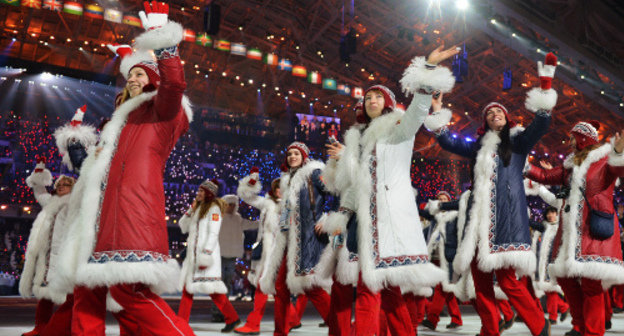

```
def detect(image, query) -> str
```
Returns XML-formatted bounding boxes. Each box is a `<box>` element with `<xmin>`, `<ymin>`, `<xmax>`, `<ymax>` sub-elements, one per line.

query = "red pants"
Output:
<box><xmin>545</xmin><ymin>292</ymin><xmax>568</xmax><ymax>321</ymax></box>
<box><xmin>471</xmin><ymin>259</ymin><xmax>545</xmax><ymax>336</ymax></box>
<box><xmin>605</xmin><ymin>291</ymin><xmax>612</xmax><ymax>322</ymax></box>
<box><xmin>404</xmin><ymin>293</ymin><xmax>427</xmax><ymax>334</ymax></box>
<box><xmin>379</xmin><ymin>285</ymin><xmax>413</xmax><ymax>336</ymax></box>
<box><xmin>178</xmin><ymin>287</ymin><xmax>239</xmax><ymax>324</ymax></box>
<box><xmin>496</xmin><ymin>299</ymin><xmax>514</xmax><ymax>321</ymax></box>
<box><xmin>25</xmin><ymin>298</ymin><xmax>55</xmax><ymax>335</ymax></box>
<box><xmin>240</xmin><ymin>289</ymin><xmax>300</xmax><ymax>331</ymax></box>
<box><xmin>274</xmin><ymin>257</ymin><xmax>330</xmax><ymax>336</ymax></box>
<box><xmin>328</xmin><ymin>274</ymin><xmax>380</xmax><ymax>336</ymax></box>
<box><xmin>294</xmin><ymin>294</ymin><xmax>307</xmax><ymax>324</ymax></box>
<box><xmin>611</xmin><ymin>284</ymin><xmax>624</xmax><ymax>309</ymax></box>
<box><xmin>557</xmin><ymin>277</ymin><xmax>605</xmax><ymax>336</ymax></box>
<box><xmin>72</xmin><ymin>284</ymin><xmax>195</xmax><ymax>336</ymax></box>
<box><xmin>426</xmin><ymin>284</ymin><xmax>463</xmax><ymax>328</ymax></box>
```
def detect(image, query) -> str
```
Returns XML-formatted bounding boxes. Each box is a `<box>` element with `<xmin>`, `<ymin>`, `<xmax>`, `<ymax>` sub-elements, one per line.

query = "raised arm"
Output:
<box><xmin>237</xmin><ymin>168</ymin><xmax>268</xmax><ymax>211</ymax></box>
<box><xmin>436</xmin><ymin>128</ymin><xmax>479</xmax><ymax>159</ymax></box>
<box><xmin>25</xmin><ymin>164</ymin><xmax>53</xmax><ymax>207</ymax></box>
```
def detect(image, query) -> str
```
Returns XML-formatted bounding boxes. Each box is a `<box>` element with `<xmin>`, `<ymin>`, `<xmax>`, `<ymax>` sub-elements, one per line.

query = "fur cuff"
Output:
<box><xmin>26</xmin><ymin>169</ymin><xmax>53</xmax><ymax>188</ymax></box>
<box><xmin>424</xmin><ymin>199</ymin><xmax>441</xmax><ymax>215</ymax></box>
<box><xmin>134</xmin><ymin>21</ymin><xmax>184</xmax><ymax>51</ymax></box>
<box><xmin>119</xmin><ymin>50</ymin><xmax>154</xmax><ymax>80</ymax></box>
<box><xmin>322</xmin><ymin>211</ymin><xmax>350</xmax><ymax>234</ymax></box>
<box><xmin>238</xmin><ymin>175</ymin><xmax>263</xmax><ymax>197</ymax></box>
<box><xmin>524</xmin><ymin>87</ymin><xmax>557</xmax><ymax>113</ymax></box>
<box><xmin>54</xmin><ymin>124</ymin><xmax>98</xmax><ymax>171</ymax></box>
<box><xmin>424</xmin><ymin>108</ymin><xmax>452</xmax><ymax>133</ymax></box>
<box><xmin>197</xmin><ymin>253</ymin><xmax>213</xmax><ymax>269</ymax></box>
<box><xmin>608</xmin><ymin>138</ymin><xmax>624</xmax><ymax>167</ymax></box>
<box><xmin>400</xmin><ymin>56</ymin><xmax>455</xmax><ymax>95</ymax></box>
<box><xmin>320</xmin><ymin>159</ymin><xmax>340</xmax><ymax>195</ymax></box>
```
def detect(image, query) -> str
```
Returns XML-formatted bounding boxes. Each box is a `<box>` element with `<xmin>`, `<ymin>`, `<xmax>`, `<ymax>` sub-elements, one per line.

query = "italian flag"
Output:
<box><xmin>263</xmin><ymin>53</ymin><xmax>278</xmax><ymax>66</ymax></box>
<box><xmin>63</xmin><ymin>1</ymin><xmax>83</xmax><ymax>15</ymax></box>
<box><xmin>307</xmin><ymin>71</ymin><xmax>321</xmax><ymax>84</ymax></box>
<box><xmin>247</xmin><ymin>48</ymin><xmax>262</xmax><ymax>60</ymax></box>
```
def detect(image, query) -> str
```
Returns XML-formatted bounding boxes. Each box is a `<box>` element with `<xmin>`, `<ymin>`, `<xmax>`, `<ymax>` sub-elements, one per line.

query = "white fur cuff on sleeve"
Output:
<box><xmin>322</xmin><ymin>211</ymin><xmax>350</xmax><ymax>234</ymax></box>
<box><xmin>525</xmin><ymin>87</ymin><xmax>557</xmax><ymax>113</ymax></box>
<box><xmin>400</xmin><ymin>56</ymin><xmax>455</xmax><ymax>95</ymax></box>
<box><xmin>197</xmin><ymin>253</ymin><xmax>213</xmax><ymax>269</ymax></box>
<box><xmin>26</xmin><ymin>169</ymin><xmax>53</xmax><ymax>188</ymax></box>
<box><xmin>424</xmin><ymin>108</ymin><xmax>452</xmax><ymax>133</ymax></box>
<box><xmin>134</xmin><ymin>21</ymin><xmax>184</xmax><ymax>51</ymax></box>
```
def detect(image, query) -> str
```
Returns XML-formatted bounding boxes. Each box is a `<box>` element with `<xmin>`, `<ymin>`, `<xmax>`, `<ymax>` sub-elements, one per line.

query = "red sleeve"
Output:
<box><xmin>153</xmin><ymin>47</ymin><xmax>187</xmax><ymax>122</ymax></box>
<box><xmin>526</xmin><ymin>164</ymin><xmax>566</xmax><ymax>186</ymax></box>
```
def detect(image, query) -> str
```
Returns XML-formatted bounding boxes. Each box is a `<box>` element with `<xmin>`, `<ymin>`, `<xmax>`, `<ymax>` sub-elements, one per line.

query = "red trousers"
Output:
<box><xmin>379</xmin><ymin>285</ymin><xmax>413</xmax><ymax>336</ymax></box>
<box><xmin>178</xmin><ymin>287</ymin><xmax>239</xmax><ymax>324</ymax></box>
<box><xmin>404</xmin><ymin>293</ymin><xmax>427</xmax><ymax>334</ymax></box>
<box><xmin>557</xmin><ymin>277</ymin><xmax>605</xmax><ymax>336</ymax></box>
<box><xmin>327</xmin><ymin>274</ymin><xmax>380</xmax><ymax>336</ymax></box>
<box><xmin>426</xmin><ymin>284</ymin><xmax>463</xmax><ymax>328</ymax></box>
<box><xmin>240</xmin><ymin>289</ymin><xmax>300</xmax><ymax>331</ymax></box>
<box><xmin>605</xmin><ymin>291</ymin><xmax>612</xmax><ymax>322</ymax></box>
<box><xmin>273</xmin><ymin>257</ymin><xmax>330</xmax><ymax>336</ymax></box>
<box><xmin>293</xmin><ymin>294</ymin><xmax>307</xmax><ymax>324</ymax></box>
<box><xmin>471</xmin><ymin>259</ymin><xmax>545</xmax><ymax>336</ymax></box>
<box><xmin>28</xmin><ymin>298</ymin><xmax>54</xmax><ymax>334</ymax></box>
<box><xmin>611</xmin><ymin>284</ymin><xmax>624</xmax><ymax>309</ymax></box>
<box><xmin>496</xmin><ymin>299</ymin><xmax>514</xmax><ymax>321</ymax></box>
<box><xmin>72</xmin><ymin>284</ymin><xmax>195</xmax><ymax>336</ymax></box>
<box><xmin>545</xmin><ymin>292</ymin><xmax>568</xmax><ymax>321</ymax></box>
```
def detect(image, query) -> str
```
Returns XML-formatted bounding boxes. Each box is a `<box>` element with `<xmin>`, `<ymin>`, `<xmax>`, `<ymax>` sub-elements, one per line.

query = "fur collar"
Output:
<box><xmin>562</xmin><ymin>143</ymin><xmax>611</xmax><ymax>170</ymax></box>
<box><xmin>360</xmin><ymin>108</ymin><xmax>404</xmax><ymax>156</ymax></box>
<box><xmin>279</xmin><ymin>160</ymin><xmax>325</xmax><ymax>210</ymax></box>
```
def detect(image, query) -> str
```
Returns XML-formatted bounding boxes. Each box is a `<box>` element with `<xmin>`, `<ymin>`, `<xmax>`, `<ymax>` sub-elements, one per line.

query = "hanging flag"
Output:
<box><xmin>230</xmin><ymin>43</ymin><xmax>246</xmax><ymax>56</ymax></box>
<box><xmin>322</xmin><ymin>78</ymin><xmax>337</xmax><ymax>90</ymax></box>
<box><xmin>263</xmin><ymin>53</ymin><xmax>278</xmax><ymax>66</ymax></box>
<box><xmin>122</xmin><ymin>14</ymin><xmax>142</xmax><ymax>27</ymax></box>
<box><xmin>307</xmin><ymin>71</ymin><xmax>322</xmax><ymax>84</ymax></box>
<box><xmin>246</xmin><ymin>48</ymin><xmax>262</xmax><ymax>60</ymax></box>
<box><xmin>104</xmin><ymin>8</ymin><xmax>122</xmax><ymax>23</ymax></box>
<box><xmin>337</xmin><ymin>84</ymin><xmax>351</xmax><ymax>95</ymax></box>
<box><xmin>42</xmin><ymin>0</ymin><xmax>61</xmax><ymax>11</ymax></box>
<box><xmin>215</xmin><ymin>39</ymin><xmax>230</xmax><ymax>51</ymax></box>
<box><xmin>183</xmin><ymin>29</ymin><xmax>196</xmax><ymax>42</ymax></box>
<box><xmin>21</xmin><ymin>0</ymin><xmax>40</xmax><ymax>8</ymax></box>
<box><xmin>277</xmin><ymin>59</ymin><xmax>292</xmax><ymax>71</ymax></box>
<box><xmin>352</xmin><ymin>87</ymin><xmax>363</xmax><ymax>99</ymax></box>
<box><xmin>1</xmin><ymin>0</ymin><xmax>20</xmax><ymax>6</ymax></box>
<box><xmin>84</xmin><ymin>4</ymin><xmax>104</xmax><ymax>19</ymax></box>
<box><xmin>63</xmin><ymin>1</ymin><xmax>82</xmax><ymax>15</ymax></box>
<box><xmin>292</xmin><ymin>65</ymin><xmax>307</xmax><ymax>78</ymax></box>
<box><xmin>195</xmin><ymin>33</ymin><xmax>212</xmax><ymax>47</ymax></box>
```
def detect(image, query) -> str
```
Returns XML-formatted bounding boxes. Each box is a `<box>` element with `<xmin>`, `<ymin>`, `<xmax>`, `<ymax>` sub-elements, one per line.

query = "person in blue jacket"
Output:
<box><xmin>423</xmin><ymin>53</ymin><xmax>559</xmax><ymax>336</ymax></box>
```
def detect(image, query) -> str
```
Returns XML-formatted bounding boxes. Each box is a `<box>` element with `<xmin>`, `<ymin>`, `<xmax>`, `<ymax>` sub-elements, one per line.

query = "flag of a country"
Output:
<box><xmin>21</xmin><ymin>0</ymin><xmax>40</xmax><ymax>9</ymax></box>
<box><xmin>352</xmin><ymin>87</ymin><xmax>363</xmax><ymax>99</ymax></box>
<box><xmin>337</xmin><ymin>84</ymin><xmax>351</xmax><ymax>95</ymax></box>
<box><xmin>322</xmin><ymin>78</ymin><xmax>337</xmax><ymax>90</ymax></box>
<box><xmin>122</xmin><ymin>14</ymin><xmax>142</xmax><ymax>27</ymax></box>
<box><xmin>104</xmin><ymin>8</ymin><xmax>122</xmax><ymax>23</ymax></box>
<box><xmin>263</xmin><ymin>53</ymin><xmax>278</xmax><ymax>66</ymax></box>
<box><xmin>84</xmin><ymin>4</ymin><xmax>104</xmax><ymax>19</ymax></box>
<box><xmin>215</xmin><ymin>39</ymin><xmax>230</xmax><ymax>51</ymax></box>
<box><xmin>278</xmin><ymin>59</ymin><xmax>292</xmax><ymax>71</ymax></box>
<box><xmin>1</xmin><ymin>0</ymin><xmax>20</xmax><ymax>7</ymax></box>
<box><xmin>195</xmin><ymin>33</ymin><xmax>212</xmax><ymax>47</ymax></box>
<box><xmin>63</xmin><ymin>1</ymin><xmax>82</xmax><ymax>15</ymax></box>
<box><xmin>183</xmin><ymin>29</ymin><xmax>196</xmax><ymax>42</ymax></box>
<box><xmin>42</xmin><ymin>0</ymin><xmax>61</xmax><ymax>11</ymax></box>
<box><xmin>292</xmin><ymin>65</ymin><xmax>307</xmax><ymax>78</ymax></box>
<box><xmin>246</xmin><ymin>48</ymin><xmax>262</xmax><ymax>60</ymax></box>
<box><xmin>307</xmin><ymin>71</ymin><xmax>321</xmax><ymax>84</ymax></box>
<box><xmin>230</xmin><ymin>43</ymin><xmax>246</xmax><ymax>56</ymax></box>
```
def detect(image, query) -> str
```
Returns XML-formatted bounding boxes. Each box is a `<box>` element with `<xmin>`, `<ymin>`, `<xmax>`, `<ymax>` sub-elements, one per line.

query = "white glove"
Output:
<box><xmin>138</xmin><ymin>1</ymin><xmax>169</xmax><ymax>31</ymax></box>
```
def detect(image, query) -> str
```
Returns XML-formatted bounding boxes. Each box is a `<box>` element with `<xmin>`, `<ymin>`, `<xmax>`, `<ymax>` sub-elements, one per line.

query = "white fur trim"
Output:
<box><xmin>320</xmin><ymin>159</ymin><xmax>340</xmax><ymax>195</ymax></box>
<box><xmin>106</xmin><ymin>293</ymin><xmax>124</xmax><ymax>313</ymax></box>
<box><xmin>134</xmin><ymin>21</ymin><xmax>184</xmax><ymax>52</ymax></box>
<box><xmin>321</xmin><ymin>211</ymin><xmax>349</xmax><ymax>234</ymax></box>
<box><xmin>54</xmin><ymin>124</ymin><xmax>98</xmax><ymax>171</ymax></box>
<box><xmin>608</xmin><ymin>138</ymin><xmax>624</xmax><ymax>167</ymax></box>
<box><xmin>119</xmin><ymin>50</ymin><xmax>155</xmax><ymax>80</ymax></box>
<box><xmin>237</xmin><ymin>175</ymin><xmax>263</xmax><ymax>200</ymax></box>
<box><xmin>524</xmin><ymin>87</ymin><xmax>557</xmax><ymax>113</ymax></box>
<box><xmin>549</xmin><ymin>143</ymin><xmax>624</xmax><ymax>289</ymax></box>
<box><xmin>424</xmin><ymin>108</ymin><xmax>452</xmax><ymax>133</ymax></box>
<box><xmin>197</xmin><ymin>253</ymin><xmax>213</xmax><ymax>268</ymax></box>
<box><xmin>26</xmin><ymin>169</ymin><xmax>53</xmax><ymax>188</ymax></box>
<box><xmin>453</xmin><ymin>130</ymin><xmax>536</xmax><ymax>277</ymax></box>
<box><xmin>535</xmin><ymin>224</ymin><xmax>563</xmax><ymax>295</ymax></box>
<box><xmin>259</xmin><ymin>231</ymin><xmax>287</xmax><ymax>295</ymax></box>
<box><xmin>494</xmin><ymin>285</ymin><xmax>509</xmax><ymax>300</ymax></box>
<box><xmin>400</xmin><ymin>56</ymin><xmax>455</xmax><ymax>95</ymax></box>
<box><xmin>424</xmin><ymin>199</ymin><xmax>441</xmax><ymax>216</ymax></box>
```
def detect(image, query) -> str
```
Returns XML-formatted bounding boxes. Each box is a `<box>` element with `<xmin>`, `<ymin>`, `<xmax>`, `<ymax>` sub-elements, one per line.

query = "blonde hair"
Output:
<box><xmin>115</xmin><ymin>87</ymin><xmax>131</xmax><ymax>107</ymax></box>
<box><xmin>54</xmin><ymin>175</ymin><xmax>76</xmax><ymax>190</ymax></box>
<box><xmin>573</xmin><ymin>144</ymin><xmax>600</xmax><ymax>166</ymax></box>
<box><xmin>193</xmin><ymin>197</ymin><xmax>227</xmax><ymax>220</ymax></box>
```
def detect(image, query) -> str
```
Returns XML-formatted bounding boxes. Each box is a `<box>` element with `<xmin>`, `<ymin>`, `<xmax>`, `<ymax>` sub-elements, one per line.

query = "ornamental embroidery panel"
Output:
<box><xmin>89</xmin><ymin>250</ymin><xmax>170</xmax><ymax>263</ymax></box>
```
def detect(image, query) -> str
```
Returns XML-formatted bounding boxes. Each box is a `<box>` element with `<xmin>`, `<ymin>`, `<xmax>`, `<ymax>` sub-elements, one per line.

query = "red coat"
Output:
<box><xmin>527</xmin><ymin>143</ymin><xmax>624</xmax><ymax>287</ymax></box>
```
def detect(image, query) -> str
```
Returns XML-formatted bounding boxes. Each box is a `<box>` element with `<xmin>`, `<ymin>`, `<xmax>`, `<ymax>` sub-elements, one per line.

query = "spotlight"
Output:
<box><xmin>12</xmin><ymin>38</ymin><xmax>16</xmax><ymax>42</ymax></box>
<box><xmin>456</xmin><ymin>0</ymin><xmax>469</xmax><ymax>10</ymax></box>
<box><xmin>23</xmin><ymin>206</ymin><xmax>31</xmax><ymax>212</ymax></box>
<box><xmin>490</xmin><ymin>19</ymin><xmax>496</xmax><ymax>24</ymax></box>
<box><xmin>0</xmin><ymin>205</ymin><xmax>7</xmax><ymax>210</ymax></box>
<box><xmin>222</xmin><ymin>72</ymin><xmax>227</xmax><ymax>77</ymax></box>
<box><xmin>512</xmin><ymin>33</ymin><xmax>517</xmax><ymax>37</ymax></box>
<box><xmin>248</xmin><ymin>79</ymin><xmax>253</xmax><ymax>84</ymax></box>
<box><xmin>41</xmin><ymin>72</ymin><xmax>53</xmax><ymax>81</ymax></box>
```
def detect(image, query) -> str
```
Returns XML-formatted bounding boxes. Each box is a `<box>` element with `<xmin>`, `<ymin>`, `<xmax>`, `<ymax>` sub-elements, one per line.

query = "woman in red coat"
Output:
<box><xmin>57</xmin><ymin>2</ymin><xmax>195</xmax><ymax>335</ymax></box>
<box><xmin>526</xmin><ymin>121</ymin><xmax>624</xmax><ymax>336</ymax></box>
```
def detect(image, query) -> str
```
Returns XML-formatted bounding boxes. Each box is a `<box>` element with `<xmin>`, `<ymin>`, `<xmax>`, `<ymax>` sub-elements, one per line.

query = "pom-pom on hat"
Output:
<box><xmin>476</xmin><ymin>102</ymin><xmax>516</xmax><ymax>136</ymax></box>
<box><xmin>109</xmin><ymin>44</ymin><xmax>160</xmax><ymax>90</ymax></box>
<box><xmin>570</xmin><ymin>120</ymin><xmax>600</xmax><ymax>151</ymax></box>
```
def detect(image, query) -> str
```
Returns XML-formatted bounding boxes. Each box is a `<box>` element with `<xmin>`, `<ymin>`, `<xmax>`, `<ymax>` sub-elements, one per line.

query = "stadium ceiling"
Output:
<box><xmin>0</xmin><ymin>0</ymin><xmax>623</xmax><ymax>158</ymax></box>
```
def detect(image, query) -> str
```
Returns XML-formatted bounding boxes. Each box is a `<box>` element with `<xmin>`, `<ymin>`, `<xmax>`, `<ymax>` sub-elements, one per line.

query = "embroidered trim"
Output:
<box><xmin>88</xmin><ymin>250</ymin><xmax>170</xmax><ymax>263</ymax></box>
<box><xmin>192</xmin><ymin>276</ymin><xmax>222</xmax><ymax>282</ymax></box>
<box><xmin>154</xmin><ymin>45</ymin><xmax>179</xmax><ymax>60</ymax></box>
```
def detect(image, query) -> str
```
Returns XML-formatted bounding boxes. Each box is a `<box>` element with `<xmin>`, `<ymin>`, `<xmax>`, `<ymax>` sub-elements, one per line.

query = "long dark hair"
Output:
<box><xmin>498</xmin><ymin>123</ymin><xmax>513</xmax><ymax>167</ymax></box>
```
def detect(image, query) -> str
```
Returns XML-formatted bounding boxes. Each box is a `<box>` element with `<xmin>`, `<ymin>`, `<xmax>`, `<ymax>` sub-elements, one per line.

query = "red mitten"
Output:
<box><xmin>34</xmin><ymin>156</ymin><xmax>46</xmax><ymax>172</ymax></box>
<box><xmin>537</xmin><ymin>52</ymin><xmax>557</xmax><ymax>90</ymax></box>
<box><xmin>249</xmin><ymin>166</ymin><xmax>260</xmax><ymax>185</ymax></box>
<box><xmin>138</xmin><ymin>1</ymin><xmax>169</xmax><ymax>31</ymax></box>
<box><xmin>107</xmin><ymin>44</ymin><xmax>133</xmax><ymax>58</ymax></box>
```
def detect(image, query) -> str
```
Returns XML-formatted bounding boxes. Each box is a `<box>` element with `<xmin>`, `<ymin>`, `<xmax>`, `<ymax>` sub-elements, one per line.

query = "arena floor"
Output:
<box><xmin>0</xmin><ymin>296</ymin><xmax>622</xmax><ymax>335</ymax></box>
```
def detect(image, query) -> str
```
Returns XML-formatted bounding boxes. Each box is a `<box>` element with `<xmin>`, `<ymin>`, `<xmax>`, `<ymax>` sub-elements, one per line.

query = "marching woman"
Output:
<box><xmin>20</xmin><ymin>159</ymin><xmax>75</xmax><ymax>336</ymax></box>
<box><xmin>259</xmin><ymin>141</ymin><xmax>333</xmax><ymax>336</ymax></box>
<box><xmin>52</xmin><ymin>2</ymin><xmax>196</xmax><ymax>334</ymax></box>
<box><xmin>235</xmin><ymin>170</ymin><xmax>301</xmax><ymax>334</ymax></box>
<box><xmin>177</xmin><ymin>179</ymin><xmax>241</xmax><ymax>332</ymax></box>
<box><xmin>321</xmin><ymin>45</ymin><xmax>458</xmax><ymax>336</ymax></box>
<box><xmin>525</xmin><ymin>121</ymin><xmax>624</xmax><ymax>336</ymax></box>
<box><xmin>425</xmin><ymin>52</ymin><xmax>559</xmax><ymax>336</ymax></box>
